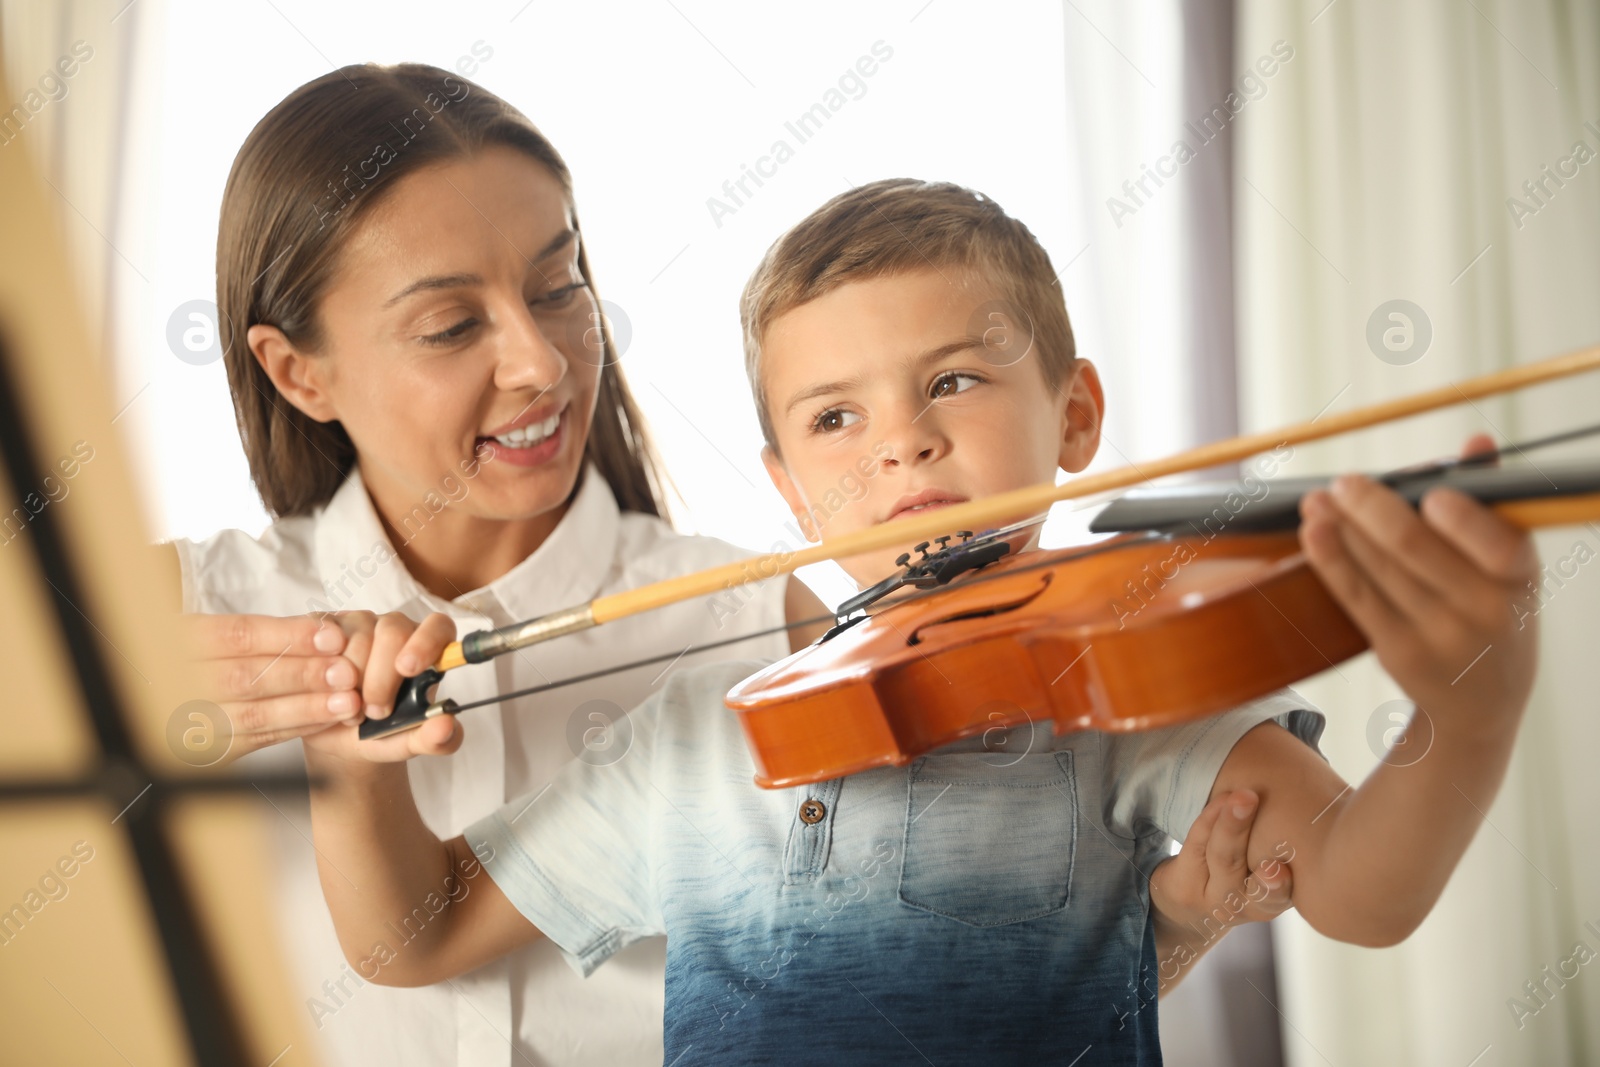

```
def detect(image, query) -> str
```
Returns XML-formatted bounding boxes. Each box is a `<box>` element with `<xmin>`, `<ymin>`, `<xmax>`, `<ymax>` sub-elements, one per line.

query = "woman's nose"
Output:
<box><xmin>495</xmin><ymin>300</ymin><xmax>569</xmax><ymax>393</ymax></box>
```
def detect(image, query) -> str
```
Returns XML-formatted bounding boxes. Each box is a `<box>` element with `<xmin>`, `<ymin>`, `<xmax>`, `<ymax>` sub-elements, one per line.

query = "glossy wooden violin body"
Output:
<box><xmin>725</xmin><ymin>461</ymin><xmax>1600</xmax><ymax>788</ymax></box>
<box><xmin>727</xmin><ymin>530</ymin><xmax>1361</xmax><ymax>788</ymax></box>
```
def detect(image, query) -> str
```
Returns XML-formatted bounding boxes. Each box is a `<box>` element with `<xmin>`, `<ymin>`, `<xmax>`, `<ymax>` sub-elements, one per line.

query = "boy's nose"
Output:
<box><xmin>879</xmin><ymin>406</ymin><xmax>950</xmax><ymax>466</ymax></box>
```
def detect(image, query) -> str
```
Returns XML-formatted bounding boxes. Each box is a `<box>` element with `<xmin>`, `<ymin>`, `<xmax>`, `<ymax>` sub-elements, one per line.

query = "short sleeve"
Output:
<box><xmin>169</xmin><ymin>537</ymin><xmax>204</xmax><ymax>613</ymax></box>
<box><xmin>464</xmin><ymin>692</ymin><xmax>667</xmax><ymax>979</ymax></box>
<box><xmin>1100</xmin><ymin>688</ymin><xmax>1325</xmax><ymax>842</ymax></box>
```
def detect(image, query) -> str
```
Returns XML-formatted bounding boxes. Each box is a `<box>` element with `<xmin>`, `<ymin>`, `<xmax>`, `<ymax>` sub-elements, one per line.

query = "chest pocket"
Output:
<box><xmin>898</xmin><ymin>750</ymin><xmax>1078</xmax><ymax>927</ymax></box>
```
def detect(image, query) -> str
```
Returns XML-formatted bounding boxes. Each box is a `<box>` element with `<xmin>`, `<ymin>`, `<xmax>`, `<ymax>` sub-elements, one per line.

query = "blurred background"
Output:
<box><xmin>3</xmin><ymin>0</ymin><xmax>1599</xmax><ymax>1063</ymax></box>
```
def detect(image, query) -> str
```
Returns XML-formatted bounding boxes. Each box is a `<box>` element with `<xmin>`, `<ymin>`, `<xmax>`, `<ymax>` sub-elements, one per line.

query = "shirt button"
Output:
<box><xmin>798</xmin><ymin>799</ymin><xmax>827</xmax><ymax>824</ymax></box>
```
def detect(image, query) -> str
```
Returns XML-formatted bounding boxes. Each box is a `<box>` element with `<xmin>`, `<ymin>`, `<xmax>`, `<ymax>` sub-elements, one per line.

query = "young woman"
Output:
<box><xmin>171</xmin><ymin>63</ymin><xmax>1290</xmax><ymax>1066</ymax></box>
<box><xmin>170</xmin><ymin>63</ymin><xmax>827</xmax><ymax>1066</ymax></box>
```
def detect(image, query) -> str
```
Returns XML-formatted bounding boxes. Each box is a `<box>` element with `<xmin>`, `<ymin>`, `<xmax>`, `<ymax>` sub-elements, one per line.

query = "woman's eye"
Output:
<box><xmin>930</xmin><ymin>371</ymin><xmax>982</xmax><ymax>399</ymax></box>
<box><xmin>421</xmin><ymin>319</ymin><xmax>477</xmax><ymax>346</ymax></box>
<box><xmin>532</xmin><ymin>282</ymin><xmax>586</xmax><ymax>309</ymax></box>
<box><xmin>812</xmin><ymin>408</ymin><xmax>862</xmax><ymax>434</ymax></box>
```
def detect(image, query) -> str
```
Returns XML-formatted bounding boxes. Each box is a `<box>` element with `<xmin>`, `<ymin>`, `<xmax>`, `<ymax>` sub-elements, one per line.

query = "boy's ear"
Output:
<box><xmin>1056</xmin><ymin>358</ymin><xmax>1104</xmax><ymax>474</ymax></box>
<box><xmin>248</xmin><ymin>323</ymin><xmax>339</xmax><ymax>423</ymax></box>
<box><xmin>761</xmin><ymin>445</ymin><xmax>820</xmax><ymax>542</ymax></box>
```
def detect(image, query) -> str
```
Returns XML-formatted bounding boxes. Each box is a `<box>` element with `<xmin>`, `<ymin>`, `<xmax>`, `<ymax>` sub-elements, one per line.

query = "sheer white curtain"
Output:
<box><xmin>1048</xmin><ymin>0</ymin><xmax>1220</xmax><ymax>554</ymax></box>
<box><xmin>1053</xmin><ymin>0</ymin><xmax>1189</xmax><ymax>515</ymax></box>
<box><xmin>1235</xmin><ymin>2</ymin><xmax>1600</xmax><ymax>1064</ymax></box>
<box><xmin>1062</xmin><ymin>6</ymin><xmax>1290</xmax><ymax>1064</ymax></box>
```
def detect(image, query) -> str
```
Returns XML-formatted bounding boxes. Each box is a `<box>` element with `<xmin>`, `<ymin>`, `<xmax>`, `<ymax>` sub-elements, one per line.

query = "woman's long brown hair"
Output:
<box><xmin>217</xmin><ymin>63</ymin><xmax>669</xmax><ymax>520</ymax></box>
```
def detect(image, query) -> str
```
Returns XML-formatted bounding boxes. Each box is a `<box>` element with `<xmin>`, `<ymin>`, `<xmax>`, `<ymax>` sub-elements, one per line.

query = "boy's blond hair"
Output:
<box><xmin>739</xmin><ymin>178</ymin><xmax>1077</xmax><ymax>450</ymax></box>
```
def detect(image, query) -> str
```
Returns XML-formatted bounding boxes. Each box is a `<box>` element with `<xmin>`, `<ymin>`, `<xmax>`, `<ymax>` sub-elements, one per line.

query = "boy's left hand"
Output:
<box><xmin>1298</xmin><ymin>434</ymin><xmax>1541</xmax><ymax>741</ymax></box>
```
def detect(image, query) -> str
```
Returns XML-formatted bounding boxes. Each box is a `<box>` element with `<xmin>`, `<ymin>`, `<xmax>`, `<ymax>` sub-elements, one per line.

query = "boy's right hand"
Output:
<box><xmin>182</xmin><ymin>609</ymin><xmax>461</xmax><ymax>763</ymax></box>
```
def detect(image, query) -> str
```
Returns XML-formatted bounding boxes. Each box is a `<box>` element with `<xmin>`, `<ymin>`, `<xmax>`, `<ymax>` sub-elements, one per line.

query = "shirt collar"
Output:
<box><xmin>310</xmin><ymin>463</ymin><xmax>622</xmax><ymax>621</ymax></box>
<box><xmin>485</xmin><ymin>463</ymin><xmax>621</xmax><ymax>622</ymax></box>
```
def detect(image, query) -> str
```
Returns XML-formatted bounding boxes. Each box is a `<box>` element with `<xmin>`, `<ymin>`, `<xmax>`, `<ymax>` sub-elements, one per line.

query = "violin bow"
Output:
<box><xmin>362</xmin><ymin>343</ymin><xmax>1600</xmax><ymax>738</ymax></box>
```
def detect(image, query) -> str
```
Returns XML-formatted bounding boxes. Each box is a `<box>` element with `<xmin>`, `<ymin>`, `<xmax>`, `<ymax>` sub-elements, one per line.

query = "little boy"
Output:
<box><xmin>307</xmin><ymin>180</ymin><xmax>1538</xmax><ymax>1064</ymax></box>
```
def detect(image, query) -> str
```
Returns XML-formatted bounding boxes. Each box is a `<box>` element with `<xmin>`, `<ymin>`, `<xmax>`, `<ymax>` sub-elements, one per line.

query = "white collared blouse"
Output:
<box><xmin>174</xmin><ymin>463</ymin><xmax>792</xmax><ymax>1067</ymax></box>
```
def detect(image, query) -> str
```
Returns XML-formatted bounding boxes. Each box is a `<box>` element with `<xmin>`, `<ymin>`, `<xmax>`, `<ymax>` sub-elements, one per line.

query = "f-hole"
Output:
<box><xmin>906</xmin><ymin>573</ymin><xmax>1053</xmax><ymax>646</ymax></box>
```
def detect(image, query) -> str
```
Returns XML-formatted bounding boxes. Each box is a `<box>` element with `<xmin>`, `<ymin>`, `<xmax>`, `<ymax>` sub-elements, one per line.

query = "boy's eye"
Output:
<box><xmin>421</xmin><ymin>318</ymin><xmax>477</xmax><ymax>346</ymax></box>
<box><xmin>930</xmin><ymin>371</ymin><xmax>983</xmax><ymax>398</ymax></box>
<box><xmin>812</xmin><ymin>408</ymin><xmax>862</xmax><ymax>434</ymax></box>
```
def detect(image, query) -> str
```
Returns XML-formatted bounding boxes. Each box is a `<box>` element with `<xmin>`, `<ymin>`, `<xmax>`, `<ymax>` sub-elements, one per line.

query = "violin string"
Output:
<box><xmin>1478</xmin><ymin>419</ymin><xmax>1600</xmax><ymax>459</ymax></box>
<box><xmin>1378</xmin><ymin>419</ymin><xmax>1600</xmax><ymax>482</ymax></box>
<box><xmin>440</xmin><ymin>420</ymin><xmax>1600</xmax><ymax>716</ymax></box>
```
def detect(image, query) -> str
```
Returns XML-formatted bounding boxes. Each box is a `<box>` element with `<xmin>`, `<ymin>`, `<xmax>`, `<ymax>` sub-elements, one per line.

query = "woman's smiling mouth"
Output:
<box><xmin>478</xmin><ymin>403</ymin><xmax>568</xmax><ymax>466</ymax></box>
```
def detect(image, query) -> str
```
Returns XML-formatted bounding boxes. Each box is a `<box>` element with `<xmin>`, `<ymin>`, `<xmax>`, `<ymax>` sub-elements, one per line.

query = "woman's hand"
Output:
<box><xmin>1148</xmin><ymin>789</ymin><xmax>1293</xmax><ymax>996</ymax></box>
<box><xmin>181</xmin><ymin>609</ymin><xmax>462</xmax><ymax>763</ymax></box>
<box><xmin>299</xmin><ymin>610</ymin><xmax>465</xmax><ymax>765</ymax></box>
<box><xmin>180</xmin><ymin>612</ymin><xmax>364</xmax><ymax>758</ymax></box>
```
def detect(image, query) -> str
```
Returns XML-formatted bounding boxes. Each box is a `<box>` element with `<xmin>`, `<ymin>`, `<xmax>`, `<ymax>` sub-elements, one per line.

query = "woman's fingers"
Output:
<box><xmin>315</xmin><ymin>715</ymin><xmax>464</xmax><ymax>763</ymax></box>
<box><xmin>177</xmin><ymin>609</ymin><xmax>468</xmax><ymax>758</ymax></box>
<box><xmin>336</xmin><ymin>611</ymin><xmax>379</xmax><ymax>681</ymax></box>
<box><xmin>179</xmin><ymin>613</ymin><xmax>361</xmax><ymax>756</ymax></box>
<box><xmin>180</xmin><ymin>612</ymin><xmax>346</xmax><ymax>658</ymax></box>
<box><xmin>361</xmin><ymin>614</ymin><xmax>415</xmax><ymax>719</ymax></box>
<box><xmin>360</xmin><ymin>612</ymin><xmax>456</xmax><ymax>719</ymax></box>
<box><xmin>184</xmin><ymin>609</ymin><xmax>461</xmax><ymax>740</ymax></box>
<box><xmin>194</xmin><ymin>649</ymin><xmax>358</xmax><ymax>703</ymax></box>
<box><xmin>395</xmin><ymin>613</ymin><xmax>458</xmax><ymax>679</ymax></box>
<box><xmin>406</xmin><ymin>715</ymin><xmax>463</xmax><ymax>758</ymax></box>
<box><xmin>221</xmin><ymin>690</ymin><xmax>361</xmax><ymax>739</ymax></box>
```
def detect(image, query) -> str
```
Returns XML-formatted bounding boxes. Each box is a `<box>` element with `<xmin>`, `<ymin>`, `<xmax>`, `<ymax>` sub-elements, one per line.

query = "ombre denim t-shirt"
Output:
<box><xmin>467</xmin><ymin>660</ymin><xmax>1324</xmax><ymax>1066</ymax></box>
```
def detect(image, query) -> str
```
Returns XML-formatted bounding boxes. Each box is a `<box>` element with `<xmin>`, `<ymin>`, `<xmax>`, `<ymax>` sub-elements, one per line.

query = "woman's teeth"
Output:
<box><xmin>493</xmin><ymin>412</ymin><xmax>560</xmax><ymax>448</ymax></box>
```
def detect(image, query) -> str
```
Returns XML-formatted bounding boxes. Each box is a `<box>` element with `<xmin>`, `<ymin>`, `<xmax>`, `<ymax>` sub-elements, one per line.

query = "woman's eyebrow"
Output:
<box><xmin>530</xmin><ymin>228</ymin><xmax>578</xmax><ymax>264</ymax></box>
<box><xmin>383</xmin><ymin>231</ymin><xmax>580</xmax><ymax>307</ymax></box>
<box><xmin>384</xmin><ymin>272</ymin><xmax>482</xmax><ymax>307</ymax></box>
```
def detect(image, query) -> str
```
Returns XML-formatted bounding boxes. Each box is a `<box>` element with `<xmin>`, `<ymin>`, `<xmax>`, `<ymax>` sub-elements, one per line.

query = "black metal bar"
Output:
<box><xmin>0</xmin><ymin>772</ymin><xmax>314</xmax><ymax>803</ymax></box>
<box><xmin>0</xmin><ymin>328</ymin><xmax>252</xmax><ymax>1067</ymax></box>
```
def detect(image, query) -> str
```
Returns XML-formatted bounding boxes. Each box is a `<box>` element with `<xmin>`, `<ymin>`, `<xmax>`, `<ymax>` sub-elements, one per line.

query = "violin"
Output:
<box><xmin>365</xmin><ymin>345</ymin><xmax>1600</xmax><ymax>790</ymax></box>
<box><xmin>725</xmin><ymin>460</ymin><xmax>1600</xmax><ymax>788</ymax></box>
